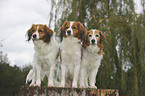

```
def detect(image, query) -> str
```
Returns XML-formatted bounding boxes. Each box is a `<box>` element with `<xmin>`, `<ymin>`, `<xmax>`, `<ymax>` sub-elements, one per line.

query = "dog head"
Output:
<box><xmin>60</xmin><ymin>21</ymin><xmax>87</xmax><ymax>43</ymax></box>
<box><xmin>88</xmin><ymin>29</ymin><xmax>105</xmax><ymax>45</ymax></box>
<box><xmin>26</xmin><ymin>24</ymin><xmax>53</xmax><ymax>43</ymax></box>
<box><xmin>86</xmin><ymin>29</ymin><xmax>106</xmax><ymax>54</ymax></box>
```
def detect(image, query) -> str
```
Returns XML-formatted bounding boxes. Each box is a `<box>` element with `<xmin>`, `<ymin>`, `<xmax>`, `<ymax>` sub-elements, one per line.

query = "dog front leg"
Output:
<box><xmin>79</xmin><ymin>68</ymin><xmax>85</xmax><ymax>88</ymax></box>
<box><xmin>35</xmin><ymin>64</ymin><xmax>41</xmax><ymax>86</ymax></box>
<box><xmin>30</xmin><ymin>55</ymin><xmax>37</xmax><ymax>86</ymax></box>
<box><xmin>72</xmin><ymin>64</ymin><xmax>80</xmax><ymax>88</ymax></box>
<box><xmin>59</xmin><ymin>64</ymin><xmax>65</xmax><ymax>87</ymax></box>
<box><xmin>89</xmin><ymin>69</ymin><xmax>98</xmax><ymax>89</ymax></box>
<box><xmin>48</xmin><ymin>65</ymin><xmax>55</xmax><ymax>87</ymax></box>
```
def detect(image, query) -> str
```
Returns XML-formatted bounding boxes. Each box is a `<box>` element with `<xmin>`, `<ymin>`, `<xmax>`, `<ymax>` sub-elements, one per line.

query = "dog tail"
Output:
<box><xmin>26</xmin><ymin>69</ymin><xmax>33</xmax><ymax>85</ymax></box>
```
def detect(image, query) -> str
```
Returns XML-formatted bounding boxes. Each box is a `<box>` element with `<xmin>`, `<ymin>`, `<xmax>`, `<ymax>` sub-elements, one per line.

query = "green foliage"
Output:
<box><xmin>49</xmin><ymin>0</ymin><xmax>145</xmax><ymax>96</ymax></box>
<box><xmin>0</xmin><ymin>52</ymin><xmax>32</xmax><ymax>96</ymax></box>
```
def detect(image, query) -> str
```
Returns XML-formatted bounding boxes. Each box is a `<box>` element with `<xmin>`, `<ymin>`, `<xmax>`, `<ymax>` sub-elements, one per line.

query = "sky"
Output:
<box><xmin>0</xmin><ymin>0</ymin><xmax>143</xmax><ymax>67</ymax></box>
<box><xmin>0</xmin><ymin>0</ymin><xmax>51</xmax><ymax>67</ymax></box>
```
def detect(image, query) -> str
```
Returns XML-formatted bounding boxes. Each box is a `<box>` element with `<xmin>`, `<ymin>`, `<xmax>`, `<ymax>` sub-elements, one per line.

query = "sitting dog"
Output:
<box><xmin>26</xmin><ymin>24</ymin><xmax>59</xmax><ymax>87</ymax></box>
<box><xmin>59</xmin><ymin>21</ymin><xmax>87</xmax><ymax>88</ymax></box>
<box><xmin>79</xmin><ymin>29</ymin><xmax>106</xmax><ymax>88</ymax></box>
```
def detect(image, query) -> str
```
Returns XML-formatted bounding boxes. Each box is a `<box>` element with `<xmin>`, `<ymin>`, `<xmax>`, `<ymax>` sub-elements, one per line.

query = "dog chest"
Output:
<box><xmin>61</xmin><ymin>37</ymin><xmax>81</xmax><ymax>57</ymax></box>
<box><xmin>81</xmin><ymin>47</ymin><xmax>103</xmax><ymax>70</ymax></box>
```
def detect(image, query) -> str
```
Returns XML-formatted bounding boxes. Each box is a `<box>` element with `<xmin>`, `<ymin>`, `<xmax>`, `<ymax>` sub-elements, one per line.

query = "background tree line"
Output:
<box><xmin>48</xmin><ymin>0</ymin><xmax>145</xmax><ymax>96</ymax></box>
<box><xmin>0</xmin><ymin>49</ymin><xmax>48</xmax><ymax>96</ymax></box>
<box><xmin>0</xmin><ymin>51</ymin><xmax>29</xmax><ymax>96</ymax></box>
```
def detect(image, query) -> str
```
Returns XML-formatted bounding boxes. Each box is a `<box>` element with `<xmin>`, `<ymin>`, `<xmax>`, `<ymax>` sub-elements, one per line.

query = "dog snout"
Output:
<box><xmin>91</xmin><ymin>39</ymin><xmax>95</xmax><ymax>44</ymax></box>
<box><xmin>33</xmin><ymin>34</ymin><xmax>37</xmax><ymax>38</ymax></box>
<box><xmin>67</xmin><ymin>30</ymin><xmax>71</xmax><ymax>35</ymax></box>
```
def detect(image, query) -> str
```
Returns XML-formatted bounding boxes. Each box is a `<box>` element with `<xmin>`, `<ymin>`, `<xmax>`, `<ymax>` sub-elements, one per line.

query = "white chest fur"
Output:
<box><xmin>61</xmin><ymin>37</ymin><xmax>81</xmax><ymax>63</ymax></box>
<box><xmin>82</xmin><ymin>45</ymin><xmax>103</xmax><ymax>70</ymax></box>
<box><xmin>34</xmin><ymin>38</ymin><xmax>58</xmax><ymax>56</ymax></box>
<box><xmin>33</xmin><ymin>38</ymin><xmax>59</xmax><ymax>66</ymax></box>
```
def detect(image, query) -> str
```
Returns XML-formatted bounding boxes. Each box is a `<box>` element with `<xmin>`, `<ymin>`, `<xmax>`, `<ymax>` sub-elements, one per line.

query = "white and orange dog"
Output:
<box><xmin>59</xmin><ymin>21</ymin><xmax>87</xmax><ymax>88</ymax></box>
<box><xmin>26</xmin><ymin>24</ymin><xmax>59</xmax><ymax>87</ymax></box>
<box><xmin>79</xmin><ymin>29</ymin><xmax>106</xmax><ymax>88</ymax></box>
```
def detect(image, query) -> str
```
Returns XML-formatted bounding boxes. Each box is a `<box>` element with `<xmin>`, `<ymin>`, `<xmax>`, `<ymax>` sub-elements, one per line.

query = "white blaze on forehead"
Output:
<box><xmin>70</xmin><ymin>21</ymin><xmax>74</xmax><ymax>27</ymax></box>
<box><xmin>66</xmin><ymin>21</ymin><xmax>74</xmax><ymax>36</ymax></box>
<box><xmin>92</xmin><ymin>29</ymin><xmax>96</xmax><ymax>39</ymax></box>
<box><xmin>36</xmin><ymin>25</ymin><xmax>40</xmax><ymax>38</ymax></box>
<box><xmin>90</xmin><ymin>29</ymin><xmax>97</xmax><ymax>44</ymax></box>
<box><xmin>32</xmin><ymin>25</ymin><xmax>39</xmax><ymax>39</ymax></box>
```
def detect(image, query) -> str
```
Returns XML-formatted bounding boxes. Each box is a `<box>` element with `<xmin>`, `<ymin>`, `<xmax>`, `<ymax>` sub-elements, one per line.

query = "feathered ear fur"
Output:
<box><xmin>83</xmin><ymin>31</ymin><xmax>90</xmax><ymax>48</ymax></box>
<box><xmin>26</xmin><ymin>24</ymin><xmax>35</xmax><ymax>41</ymax></box>
<box><xmin>43</xmin><ymin>25</ymin><xmax>53</xmax><ymax>43</ymax></box>
<box><xmin>27</xmin><ymin>31</ymin><xmax>32</xmax><ymax>41</ymax></box>
<box><xmin>97</xmin><ymin>31</ymin><xmax>106</xmax><ymax>52</ymax></box>
<box><xmin>77</xmin><ymin>22</ymin><xmax>89</xmax><ymax>48</ymax></box>
<box><xmin>59</xmin><ymin>21</ymin><xmax>68</xmax><ymax>42</ymax></box>
<box><xmin>99</xmin><ymin>31</ymin><xmax>106</xmax><ymax>42</ymax></box>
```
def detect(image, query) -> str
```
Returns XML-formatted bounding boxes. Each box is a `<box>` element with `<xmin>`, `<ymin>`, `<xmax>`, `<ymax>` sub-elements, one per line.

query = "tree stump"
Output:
<box><xmin>20</xmin><ymin>86</ymin><xmax>119</xmax><ymax>96</ymax></box>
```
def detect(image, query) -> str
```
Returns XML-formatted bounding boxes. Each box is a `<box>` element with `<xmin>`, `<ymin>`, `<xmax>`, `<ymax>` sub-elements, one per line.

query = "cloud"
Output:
<box><xmin>0</xmin><ymin>0</ymin><xmax>51</xmax><ymax>66</ymax></box>
<box><xmin>0</xmin><ymin>0</ymin><xmax>50</xmax><ymax>26</ymax></box>
<box><xmin>1</xmin><ymin>23</ymin><xmax>34</xmax><ymax>66</ymax></box>
<box><xmin>134</xmin><ymin>0</ymin><xmax>143</xmax><ymax>14</ymax></box>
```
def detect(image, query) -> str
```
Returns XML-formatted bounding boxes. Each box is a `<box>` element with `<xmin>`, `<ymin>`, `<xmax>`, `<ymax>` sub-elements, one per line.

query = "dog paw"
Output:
<box><xmin>34</xmin><ymin>83</ymin><xmax>41</xmax><ymax>87</ymax></box>
<box><xmin>58</xmin><ymin>84</ymin><xmax>65</xmax><ymax>87</ymax></box>
<box><xmin>79</xmin><ymin>86</ymin><xmax>85</xmax><ymax>88</ymax></box>
<box><xmin>89</xmin><ymin>86</ymin><xmax>97</xmax><ymax>89</ymax></box>
<box><xmin>72</xmin><ymin>85</ymin><xmax>77</xmax><ymax>88</ymax></box>
<box><xmin>29</xmin><ymin>83</ymin><xmax>35</xmax><ymax>86</ymax></box>
<box><xmin>48</xmin><ymin>84</ymin><xmax>54</xmax><ymax>87</ymax></box>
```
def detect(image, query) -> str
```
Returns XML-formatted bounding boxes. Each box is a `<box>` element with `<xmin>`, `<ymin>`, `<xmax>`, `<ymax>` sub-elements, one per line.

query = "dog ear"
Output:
<box><xmin>26</xmin><ymin>24</ymin><xmax>35</xmax><ymax>41</ymax></box>
<box><xmin>27</xmin><ymin>31</ymin><xmax>32</xmax><ymax>41</ymax></box>
<box><xmin>44</xmin><ymin>25</ymin><xmax>53</xmax><ymax>43</ymax></box>
<box><xmin>99</xmin><ymin>31</ymin><xmax>106</xmax><ymax>42</ymax></box>
<box><xmin>78</xmin><ymin>22</ymin><xmax>86</xmax><ymax>40</ymax></box>
<box><xmin>45</xmin><ymin>25</ymin><xmax>53</xmax><ymax>36</ymax></box>
<box><xmin>97</xmin><ymin>31</ymin><xmax>106</xmax><ymax>49</ymax></box>
<box><xmin>82</xmin><ymin>31</ymin><xmax>90</xmax><ymax>48</ymax></box>
<box><xmin>59</xmin><ymin>21</ymin><xmax>68</xmax><ymax>42</ymax></box>
<box><xmin>77</xmin><ymin>22</ymin><xmax>89</xmax><ymax>47</ymax></box>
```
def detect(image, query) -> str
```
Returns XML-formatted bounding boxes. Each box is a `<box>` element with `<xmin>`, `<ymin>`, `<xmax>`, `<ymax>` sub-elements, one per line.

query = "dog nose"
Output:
<box><xmin>67</xmin><ymin>30</ymin><xmax>71</xmax><ymax>35</ymax></box>
<box><xmin>91</xmin><ymin>39</ymin><xmax>95</xmax><ymax>43</ymax></box>
<box><xmin>33</xmin><ymin>34</ymin><xmax>37</xmax><ymax>38</ymax></box>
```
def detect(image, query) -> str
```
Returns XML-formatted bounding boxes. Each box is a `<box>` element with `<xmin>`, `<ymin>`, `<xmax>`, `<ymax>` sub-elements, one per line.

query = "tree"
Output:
<box><xmin>49</xmin><ymin>0</ymin><xmax>145</xmax><ymax>96</ymax></box>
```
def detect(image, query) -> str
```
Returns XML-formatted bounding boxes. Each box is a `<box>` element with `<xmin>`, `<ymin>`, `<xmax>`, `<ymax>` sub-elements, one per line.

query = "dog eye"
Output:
<box><xmin>66</xmin><ymin>26</ymin><xmax>69</xmax><ymax>29</ymax></box>
<box><xmin>89</xmin><ymin>35</ymin><xmax>92</xmax><ymax>37</ymax></box>
<box><xmin>39</xmin><ymin>30</ymin><xmax>43</xmax><ymax>32</ymax></box>
<box><xmin>96</xmin><ymin>34</ymin><xmax>99</xmax><ymax>37</ymax></box>
<box><xmin>32</xmin><ymin>29</ymin><xmax>35</xmax><ymax>32</ymax></box>
<box><xmin>73</xmin><ymin>27</ymin><xmax>76</xmax><ymax>29</ymax></box>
